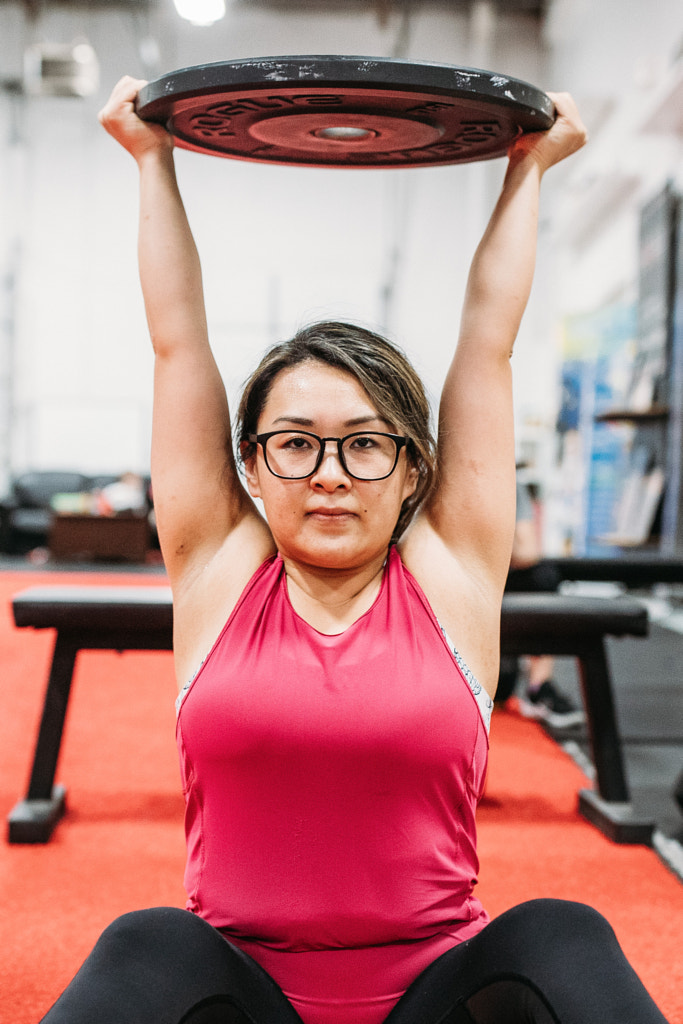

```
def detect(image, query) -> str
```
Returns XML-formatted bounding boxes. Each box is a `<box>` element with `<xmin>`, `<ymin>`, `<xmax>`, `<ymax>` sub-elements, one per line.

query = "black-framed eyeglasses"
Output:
<box><xmin>248</xmin><ymin>430</ymin><xmax>410</xmax><ymax>481</ymax></box>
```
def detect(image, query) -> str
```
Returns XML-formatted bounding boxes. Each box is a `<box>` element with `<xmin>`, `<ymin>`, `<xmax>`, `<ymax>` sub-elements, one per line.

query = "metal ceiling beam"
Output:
<box><xmin>2</xmin><ymin>0</ymin><xmax>548</xmax><ymax>14</ymax></box>
<box><xmin>3</xmin><ymin>0</ymin><xmax>155</xmax><ymax>11</ymax></box>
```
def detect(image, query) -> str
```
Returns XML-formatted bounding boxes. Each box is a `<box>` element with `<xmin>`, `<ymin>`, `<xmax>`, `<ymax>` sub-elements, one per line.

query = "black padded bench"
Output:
<box><xmin>7</xmin><ymin>585</ymin><xmax>650</xmax><ymax>845</ymax></box>
<box><xmin>530</xmin><ymin>553</ymin><xmax>683</xmax><ymax>827</ymax></box>
<box><xmin>8</xmin><ymin>586</ymin><xmax>173</xmax><ymax>845</ymax></box>
<box><xmin>541</xmin><ymin>554</ymin><xmax>683</xmax><ymax>588</ymax></box>
<box><xmin>500</xmin><ymin>593</ymin><xmax>650</xmax><ymax>845</ymax></box>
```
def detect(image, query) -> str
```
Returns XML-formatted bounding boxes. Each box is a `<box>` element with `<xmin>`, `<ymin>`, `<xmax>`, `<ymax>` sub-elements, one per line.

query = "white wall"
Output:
<box><xmin>0</xmin><ymin>0</ymin><xmax>681</xmax><ymax>493</ymax></box>
<box><xmin>543</xmin><ymin>0</ymin><xmax>683</xmax><ymax>314</ymax></box>
<box><xmin>537</xmin><ymin>0</ymin><xmax>683</xmax><ymax>550</ymax></box>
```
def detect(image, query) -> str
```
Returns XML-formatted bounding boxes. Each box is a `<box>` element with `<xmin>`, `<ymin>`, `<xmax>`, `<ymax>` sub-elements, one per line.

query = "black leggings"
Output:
<box><xmin>40</xmin><ymin>899</ymin><xmax>668</xmax><ymax>1024</ymax></box>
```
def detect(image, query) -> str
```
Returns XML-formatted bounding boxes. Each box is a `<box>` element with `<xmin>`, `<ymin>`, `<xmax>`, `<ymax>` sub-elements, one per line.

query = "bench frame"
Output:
<box><xmin>7</xmin><ymin>585</ymin><xmax>653</xmax><ymax>845</ymax></box>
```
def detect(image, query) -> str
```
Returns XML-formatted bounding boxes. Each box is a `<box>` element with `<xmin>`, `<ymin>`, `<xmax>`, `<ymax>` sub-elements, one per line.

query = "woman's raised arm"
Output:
<box><xmin>99</xmin><ymin>77</ymin><xmax>272</xmax><ymax>592</ymax></box>
<box><xmin>413</xmin><ymin>94</ymin><xmax>586</xmax><ymax>575</ymax></box>
<box><xmin>401</xmin><ymin>93</ymin><xmax>586</xmax><ymax>691</ymax></box>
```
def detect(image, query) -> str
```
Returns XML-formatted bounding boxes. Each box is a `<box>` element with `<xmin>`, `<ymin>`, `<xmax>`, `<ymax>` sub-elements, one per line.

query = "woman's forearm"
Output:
<box><xmin>459</xmin><ymin>153</ymin><xmax>543</xmax><ymax>359</ymax></box>
<box><xmin>458</xmin><ymin>93</ymin><xmax>587</xmax><ymax>360</ymax></box>
<box><xmin>136</xmin><ymin>148</ymin><xmax>209</xmax><ymax>357</ymax></box>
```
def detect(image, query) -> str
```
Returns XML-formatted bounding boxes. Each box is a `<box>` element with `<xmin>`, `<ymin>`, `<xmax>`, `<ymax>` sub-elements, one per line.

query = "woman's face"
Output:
<box><xmin>243</xmin><ymin>361</ymin><xmax>418</xmax><ymax>569</ymax></box>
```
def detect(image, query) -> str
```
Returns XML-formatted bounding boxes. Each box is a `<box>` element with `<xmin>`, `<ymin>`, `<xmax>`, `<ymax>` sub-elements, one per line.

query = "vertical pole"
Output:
<box><xmin>0</xmin><ymin>84</ymin><xmax>25</xmax><ymax>494</ymax></box>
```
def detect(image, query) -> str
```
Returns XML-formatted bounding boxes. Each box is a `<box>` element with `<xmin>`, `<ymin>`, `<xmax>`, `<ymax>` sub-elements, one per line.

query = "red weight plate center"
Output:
<box><xmin>248</xmin><ymin>111</ymin><xmax>444</xmax><ymax>153</ymax></box>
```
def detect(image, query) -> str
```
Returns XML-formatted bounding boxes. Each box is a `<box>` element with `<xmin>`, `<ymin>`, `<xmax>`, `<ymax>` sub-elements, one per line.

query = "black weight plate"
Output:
<box><xmin>136</xmin><ymin>55</ymin><xmax>555</xmax><ymax>169</ymax></box>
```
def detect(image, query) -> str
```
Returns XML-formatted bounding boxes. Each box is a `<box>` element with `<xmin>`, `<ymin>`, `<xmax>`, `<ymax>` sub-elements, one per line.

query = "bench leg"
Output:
<box><xmin>576</xmin><ymin>640</ymin><xmax>653</xmax><ymax>844</ymax></box>
<box><xmin>7</xmin><ymin>634</ymin><xmax>77</xmax><ymax>843</ymax></box>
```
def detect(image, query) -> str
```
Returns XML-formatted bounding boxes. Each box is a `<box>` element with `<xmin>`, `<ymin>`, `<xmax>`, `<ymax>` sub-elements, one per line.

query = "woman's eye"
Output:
<box><xmin>350</xmin><ymin>436</ymin><xmax>376</xmax><ymax>450</ymax></box>
<box><xmin>283</xmin><ymin>435</ymin><xmax>312</xmax><ymax>450</ymax></box>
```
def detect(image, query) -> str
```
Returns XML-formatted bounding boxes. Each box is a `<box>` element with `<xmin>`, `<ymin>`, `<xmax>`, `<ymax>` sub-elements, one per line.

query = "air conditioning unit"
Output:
<box><xmin>23</xmin><ymin>41</ymin><xmax>99</xmax><ymax>98</ymax></box>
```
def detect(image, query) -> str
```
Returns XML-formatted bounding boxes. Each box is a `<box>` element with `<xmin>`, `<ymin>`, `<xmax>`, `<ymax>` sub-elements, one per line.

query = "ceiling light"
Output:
<box><xmin>173</xmin><ymin>0</ymin><xmax>226</xmax><ymax>26</ymax></box>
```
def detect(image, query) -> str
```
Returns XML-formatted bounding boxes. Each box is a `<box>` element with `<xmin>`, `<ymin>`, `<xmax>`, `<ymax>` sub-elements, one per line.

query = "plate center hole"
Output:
<box><xmin>314</xmin><ymin>126</ymin><xmax>377</xmax><ymax>142</ymax></box>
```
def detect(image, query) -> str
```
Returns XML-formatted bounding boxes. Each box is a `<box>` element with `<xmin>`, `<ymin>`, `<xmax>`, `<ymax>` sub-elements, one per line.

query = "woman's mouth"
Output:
<box><xmin>306</xmin><ymin>507</ymin><xmax>356</xmax><ymax>520</ymax></box>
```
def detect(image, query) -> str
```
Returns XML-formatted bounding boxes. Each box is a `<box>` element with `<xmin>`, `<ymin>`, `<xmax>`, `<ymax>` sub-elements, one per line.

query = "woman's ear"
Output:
<box><xmin>240</xmin><ymin>443</ymin><xmax>261</xmax><ymax>499</ymax></box>
<box><xmin>401</xmin><ymin>463</ymin><xmax>419</xmax><ymax>503</ymax></box>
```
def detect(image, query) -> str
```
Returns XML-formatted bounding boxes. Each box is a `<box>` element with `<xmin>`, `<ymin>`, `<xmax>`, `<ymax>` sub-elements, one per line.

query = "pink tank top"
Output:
<box><xmin>176</xmin><ymin>546</ymin><xmax>490</xmax><ymax>1024</ymax></box>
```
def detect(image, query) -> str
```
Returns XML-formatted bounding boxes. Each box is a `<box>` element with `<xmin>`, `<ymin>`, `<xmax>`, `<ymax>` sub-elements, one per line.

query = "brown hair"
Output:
<box><xmin>236</xmin><ymin>321</ymin><xmax>436</xmax><ymax>540</ymax></box>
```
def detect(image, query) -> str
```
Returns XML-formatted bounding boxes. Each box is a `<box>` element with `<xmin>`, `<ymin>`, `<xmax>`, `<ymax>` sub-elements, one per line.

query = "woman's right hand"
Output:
<box><xmin>98</xmin><ymin>75</ymin><xmax>173</xmax><ymax>162</ymax></box>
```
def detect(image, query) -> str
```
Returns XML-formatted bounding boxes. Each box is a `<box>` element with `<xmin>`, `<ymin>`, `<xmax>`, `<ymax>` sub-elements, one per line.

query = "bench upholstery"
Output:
<box><xmin>542</xmin><ymin>554</ymin><xmax>683</xmax><ymax>587</ymax></box>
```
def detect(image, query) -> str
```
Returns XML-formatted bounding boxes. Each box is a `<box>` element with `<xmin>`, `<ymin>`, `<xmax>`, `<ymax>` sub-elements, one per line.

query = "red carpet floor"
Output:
<box><xmin>0</xmin><ymin>569</ymin><xmax>681</xmax><ymax>1023</ymax></box>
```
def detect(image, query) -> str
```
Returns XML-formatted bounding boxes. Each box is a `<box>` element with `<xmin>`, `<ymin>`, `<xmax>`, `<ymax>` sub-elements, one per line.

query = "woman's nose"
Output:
<box><xmin>310</xmin><ymin>443</ymin><xmax>352</xmax><ymax>489</ymax></box>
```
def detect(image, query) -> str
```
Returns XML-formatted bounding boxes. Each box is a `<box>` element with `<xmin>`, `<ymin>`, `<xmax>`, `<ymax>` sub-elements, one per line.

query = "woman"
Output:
<box><xmin>40</xmin><ymin>77</ymin><xmax>668</xmax><ymax>1023</ymax></box>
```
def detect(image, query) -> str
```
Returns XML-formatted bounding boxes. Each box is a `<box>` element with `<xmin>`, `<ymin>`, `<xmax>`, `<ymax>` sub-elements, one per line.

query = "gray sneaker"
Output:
<box><xmin>518</xmin><ymin>681</ymin><xmax>585</xmax><ymax>729</ymax></box>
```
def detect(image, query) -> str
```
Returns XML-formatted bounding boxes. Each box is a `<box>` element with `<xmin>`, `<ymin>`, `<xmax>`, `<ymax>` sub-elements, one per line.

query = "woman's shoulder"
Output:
<box><xmin>398</xmin><ymin>520</ymin><xmax>503</xmax><ymax>698</ymax></box>
<box><xmin>169</xmin><ymin>527</ymin><xmax>278</xmax><ymax>690</ymax></box>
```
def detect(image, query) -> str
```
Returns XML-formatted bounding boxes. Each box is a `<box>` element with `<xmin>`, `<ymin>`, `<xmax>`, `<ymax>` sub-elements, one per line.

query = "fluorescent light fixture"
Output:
<box><xmin>173</xmin><ymin>0</ymin><xmax>226</xmax><ymax>26</ymax></box>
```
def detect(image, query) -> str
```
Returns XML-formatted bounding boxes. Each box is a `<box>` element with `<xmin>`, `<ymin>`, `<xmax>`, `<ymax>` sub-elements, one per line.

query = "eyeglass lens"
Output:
<box><xmin>264</xmin><ymin>432</ymin><xmax>399</xmax><ymax>480</ymax></box>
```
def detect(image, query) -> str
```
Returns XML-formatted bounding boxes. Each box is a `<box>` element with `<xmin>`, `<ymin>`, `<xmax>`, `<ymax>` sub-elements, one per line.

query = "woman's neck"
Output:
<box><xmin>282</xmin><ymin>549</ymin><xmax>389</xmax><ymax>635</ymax></box>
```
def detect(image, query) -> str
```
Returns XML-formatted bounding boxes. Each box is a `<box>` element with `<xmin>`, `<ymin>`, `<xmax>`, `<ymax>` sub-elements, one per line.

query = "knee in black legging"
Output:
<box><xmin>42</xmin><ymin>907</ymin><xmax>301</xmax><ymax>1024</ymax></box>
<box><xmin>89</xmin><ymin>907</ymin><xmax>202</xmax><ymax>974</ymax></box>
<box><xmin>386</xmin><ymin>899</ymin><xmax>666</xmax><ymax>1024</ymax></box>
<box><xmin>494</xmin><ymin>898</ymin><xmax>621</xmax><ymax>968</ymax></box>
<box><xmin>96</xmin><ymin>907</ymin><xmax>203</xmax><ymax>948</ymax></box>
<box><xmin>502</xmin><ymin>898</ymin><xmax>616</xmax><ymax>934</ymax></box>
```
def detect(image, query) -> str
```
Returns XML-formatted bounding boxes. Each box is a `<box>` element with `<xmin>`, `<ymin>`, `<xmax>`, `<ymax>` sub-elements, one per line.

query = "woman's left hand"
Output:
<box><xmin>508</xmin><ymin>91</ymin><xmax>588</xmax><ymax>173</ymax></box>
